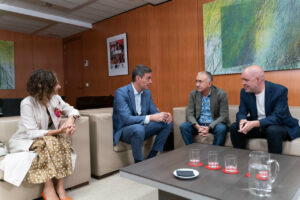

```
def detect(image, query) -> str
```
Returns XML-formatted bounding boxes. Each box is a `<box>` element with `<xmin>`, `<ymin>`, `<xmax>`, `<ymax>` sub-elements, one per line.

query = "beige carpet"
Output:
<box><xmin>68</xmin><ymin>172</ymin><xmax>158</xmax><ymax>200</ymax></box>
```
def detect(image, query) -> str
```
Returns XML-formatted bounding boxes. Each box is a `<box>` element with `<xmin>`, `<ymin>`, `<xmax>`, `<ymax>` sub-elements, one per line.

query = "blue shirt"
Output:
<box><xmin>198</xmin><ymin>93</ymin><xmax>213</xmax><ymax>126</ymax></box>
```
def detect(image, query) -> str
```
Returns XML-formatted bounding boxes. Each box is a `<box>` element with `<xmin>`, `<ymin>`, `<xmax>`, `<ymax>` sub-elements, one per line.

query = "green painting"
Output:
<box><xmin>203</xmin><ymin>0</ymin><xmax>300</xmax><ymax>75</ymax></box>
<box><xmin>0</xmin><ymin>40</ymin><xmax>15</xmax><ymax>89</ymax></box>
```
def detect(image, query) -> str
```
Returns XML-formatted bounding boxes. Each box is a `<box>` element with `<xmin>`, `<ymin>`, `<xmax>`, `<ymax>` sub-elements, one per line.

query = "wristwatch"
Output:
<box><xmin>72</xmin><ymin>115</ymin><xmax>80</xmax><ymax>121</ymax></box>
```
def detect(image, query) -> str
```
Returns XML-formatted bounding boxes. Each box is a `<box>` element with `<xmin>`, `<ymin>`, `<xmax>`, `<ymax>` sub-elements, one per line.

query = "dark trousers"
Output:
<box><xmin>230</xmin><ymin>122</ymin><xmax>290</xmax><ymax>154</ymax></box>
<box><xmin>121</xmin><ymin>122</ymin><xmax>173</xmax><ymax>161</ymax></box>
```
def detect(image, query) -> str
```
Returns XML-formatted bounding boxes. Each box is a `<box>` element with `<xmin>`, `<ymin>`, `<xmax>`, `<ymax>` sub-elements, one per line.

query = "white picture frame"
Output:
<box><xmin>107</xmin><ymin>33</ymin><xmax>128</xmax><ymax>76</ymax></box>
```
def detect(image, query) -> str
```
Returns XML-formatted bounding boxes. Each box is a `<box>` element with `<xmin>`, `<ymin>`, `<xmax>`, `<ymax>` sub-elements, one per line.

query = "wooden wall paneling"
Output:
<box><xmin>149</xmin><ymin>0</ymin><xmax>200</xmax><ymax>112</ymax></box>
<box><xmin>213</xmin><ymin>74</ymin><xmax>242</xmax><ymax>105</ymax></box>
<box><xmin>64</xmin><ymin>38</ymin><xmax>83</xmax><ymax>107</ymax></box>
<box><xmin>107</xmin><ymin>6</ymin><xmax>151</xmax><ymax>96</ymax></box>
<box><xmin>81</xmin><ymin>29</ymin><xmax>108</xmax><ymax>96</ymax></box>
<box><xmin>0</xmin><ymin>29</ymin><xmax>64</xmax><ymax>99</ymax></box>
<box><xmin>32</xmin><ymin>35</ymin><xmax>64</xmax><ymax>94</ymax></box>
<box><xmin>83</xmin><ymin>6</ymin><xmax>151</xmax><ymax>98</ymax></box>
<box><xmin>118</xmin><ymin>5</ymin><xmax>153</xmax><ymax>102</ymax></box>
<box><xmin>0</xmin><ymin>30</ymin><xmax>33</xmax><ymax>98</ymax></box>
<box><xmin>96</xmin><ymin>12</ymin><xmax>131</xmax><ymax>96</ymax></box>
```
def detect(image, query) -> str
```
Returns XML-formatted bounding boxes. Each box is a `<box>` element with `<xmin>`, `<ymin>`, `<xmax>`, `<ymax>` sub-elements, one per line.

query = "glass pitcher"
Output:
<box><xmin>248</xmin><ymin>151</ymin><xmax>280</xmax><ymax>197</ymax></box>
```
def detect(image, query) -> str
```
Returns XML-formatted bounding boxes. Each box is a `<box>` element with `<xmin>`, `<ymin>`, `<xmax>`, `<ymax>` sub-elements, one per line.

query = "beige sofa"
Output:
<box><xmin>0</xmin><ymin>116</ymin><xmax>91</xmax><ymax>200</ymax></box>
<box><xmin>173</xmin><ymin>105</ymin><xmax>300</xmax><ymax>156</ymax></box>
<box><xmin>80</xmin><ymin>108</ymin><xmax>154</xmax><ymax>178</ymax></box>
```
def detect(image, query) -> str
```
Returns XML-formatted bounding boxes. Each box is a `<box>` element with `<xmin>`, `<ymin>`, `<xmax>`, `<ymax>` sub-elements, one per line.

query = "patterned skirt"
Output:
<box><xmin>25</xmin><ymin>134</ymin><xmax>73</xmax><ymax>184</ymax></box>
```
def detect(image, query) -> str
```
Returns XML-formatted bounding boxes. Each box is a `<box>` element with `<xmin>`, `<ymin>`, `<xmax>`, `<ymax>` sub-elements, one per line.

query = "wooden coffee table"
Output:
<box><xmin>120</xmin><ymin>143</ymin><xmax>300</xmax><ymax>200</ymax></box>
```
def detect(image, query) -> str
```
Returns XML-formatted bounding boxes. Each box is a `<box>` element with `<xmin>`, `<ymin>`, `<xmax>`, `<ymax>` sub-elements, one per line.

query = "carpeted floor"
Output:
<box><xmin>68</xmin><ymin>172</ymin><xmax>158</xmax><ymax>200</ymax></box>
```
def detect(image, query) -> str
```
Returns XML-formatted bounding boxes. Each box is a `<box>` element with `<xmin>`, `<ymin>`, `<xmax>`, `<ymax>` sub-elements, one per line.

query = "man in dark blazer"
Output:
<box><xmin>180</xmin><ymin>72</ymin><xmax>230</xmax><ymax>146</ymax></box>
<box><xmin>230</xmin><ymin>65</ymin><xmax>300</xmax><ymax>154</ymax></box>
<box><xmin>113</xmin><ymin>65</ymin><xmax>173</xmax><ymax>163</ymax></box>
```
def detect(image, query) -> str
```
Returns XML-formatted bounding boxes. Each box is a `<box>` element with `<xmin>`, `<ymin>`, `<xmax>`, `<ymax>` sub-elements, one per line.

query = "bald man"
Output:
<box><xmin>230</xmin><ymin>65</ymin><xmax>300</xmax><ymax>154</ymax></box>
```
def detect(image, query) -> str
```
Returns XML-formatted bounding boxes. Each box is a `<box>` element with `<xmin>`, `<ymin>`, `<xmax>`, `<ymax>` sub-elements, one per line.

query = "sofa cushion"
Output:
<box><xmin>0</xmin><ymin>117</ymin><xmax>20</xmax><ymax>147</ymax></box>
<box><xmin>113</xmin><ymin>141</ymin><xmax>132</xmax><ymax>152</ymax></box>
<box><xmin>113</xmin><ymin>138</ymin><xmax>155</xmax><ymax>152</ymax></box>
<box><xmin>289</xmin><ymin>106</ymin><xmax>300</xmax><ymax>124</ymax></box>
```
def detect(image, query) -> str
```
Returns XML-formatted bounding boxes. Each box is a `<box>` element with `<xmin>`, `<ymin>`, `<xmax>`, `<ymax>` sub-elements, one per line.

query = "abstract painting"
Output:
<box><xmin>203</xmin><ymin>0</ymin><xmax>300</xmax><ymax>75</ymax></box>
<box><xmin>0</xmin><ymin>40</ymin><xmax>15</xmax><ymax>89</ymax></box>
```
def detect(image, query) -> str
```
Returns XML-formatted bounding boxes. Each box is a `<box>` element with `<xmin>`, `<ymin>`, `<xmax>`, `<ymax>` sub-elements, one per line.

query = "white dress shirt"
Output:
<box><xmin>132</xmin><ymin>83</ymin><xmax>150</xmax><ymax>124</ymax></box>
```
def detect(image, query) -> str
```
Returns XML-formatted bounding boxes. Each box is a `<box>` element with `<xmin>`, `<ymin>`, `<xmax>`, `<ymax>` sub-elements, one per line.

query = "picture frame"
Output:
<box><xmin>107</xmin><ymin>33</ymin><xmax>128</xmax><ymax>76</ymax></box>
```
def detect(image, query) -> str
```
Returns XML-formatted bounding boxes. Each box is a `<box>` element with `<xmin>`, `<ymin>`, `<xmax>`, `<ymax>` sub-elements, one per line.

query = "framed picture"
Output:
<box><xmin>107</xmin><ymin>33</ymin><xmax>128</xmax><ymax>76</ymax></box>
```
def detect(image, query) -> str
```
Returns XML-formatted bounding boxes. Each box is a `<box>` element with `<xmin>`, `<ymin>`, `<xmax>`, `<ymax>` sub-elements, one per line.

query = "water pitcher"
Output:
<box><xmin>248</xmin><ymin>151</ymin><xmax>279</xmax><ymax>197</ymax></box>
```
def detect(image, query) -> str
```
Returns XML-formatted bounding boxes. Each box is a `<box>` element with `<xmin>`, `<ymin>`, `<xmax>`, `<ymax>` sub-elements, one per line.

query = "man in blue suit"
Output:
<box><xmin>113</xmin><ymin>65</ymin><xmax>173</xmax><ymax>163</ymax></box>
<box><xmin>230</xmin><ymin>65</ymin><xmax>300</xmax><ymax>154</ymax></box>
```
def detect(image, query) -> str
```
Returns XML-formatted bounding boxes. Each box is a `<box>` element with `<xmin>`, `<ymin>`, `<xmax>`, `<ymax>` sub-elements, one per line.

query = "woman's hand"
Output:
<box><xmin>46</xmin><ymin>117</ymin><xmax>76</xmax><ymax>136</ymax></box>
<box><xmin>60</xmin><ymin>117</ymin><xmax>76</xmax><ymax>136</ymax></box>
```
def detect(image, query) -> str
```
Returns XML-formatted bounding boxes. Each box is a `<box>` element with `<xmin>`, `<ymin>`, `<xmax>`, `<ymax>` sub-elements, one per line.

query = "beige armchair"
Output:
<box><xmin>0</xmin><ymin>116</ymin><xmax>90</xmax><ymax>200</ymax></box>
<box><xmin>80</xmin><ymin>108</ymin><xmax>154</xmax><ymax>178</ymax></box>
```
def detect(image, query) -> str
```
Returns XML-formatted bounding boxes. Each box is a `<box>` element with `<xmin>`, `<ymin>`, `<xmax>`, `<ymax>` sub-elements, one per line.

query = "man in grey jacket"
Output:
<box><xmin>180</xmin><ymin>72</ymin><xmax>230</xmax><ymax>146</ymax></box>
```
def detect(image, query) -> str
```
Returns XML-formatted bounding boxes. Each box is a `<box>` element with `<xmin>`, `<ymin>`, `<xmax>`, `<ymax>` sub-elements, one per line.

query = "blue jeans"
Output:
<box><xmin>121</xmin><ymin>122</ymin><xmax>173</xmax><ymax>161</ymax></box>
<box><xmin>180</xmin><ymin>122</ymin><xmax>227</xmax><ymax>146</ymax></box>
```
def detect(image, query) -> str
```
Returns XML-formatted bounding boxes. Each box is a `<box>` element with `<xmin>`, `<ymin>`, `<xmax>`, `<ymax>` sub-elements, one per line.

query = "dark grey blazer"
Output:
<box><xmin>186</xmin><ymin>85</ymin><xmax>230</xmax><ymax>130</ymax></box>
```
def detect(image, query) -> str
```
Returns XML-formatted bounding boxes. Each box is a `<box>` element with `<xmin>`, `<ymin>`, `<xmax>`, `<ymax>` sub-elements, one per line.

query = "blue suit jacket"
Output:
<box><xmin>113</xmin><ymin>83</ymin><xmax>159</xmax><ymax>146</ymax></box>
<box><xmin>236</xmin><ymin>81</ymin><xmax>300</xmax><ymax>140</ymax></box>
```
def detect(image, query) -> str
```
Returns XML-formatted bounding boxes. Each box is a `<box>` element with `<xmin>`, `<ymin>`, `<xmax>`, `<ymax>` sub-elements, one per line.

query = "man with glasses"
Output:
<box><xmin>180</xmin><ymin>71</ymin><xmax>230</xmax><ymax>146</ymax></box>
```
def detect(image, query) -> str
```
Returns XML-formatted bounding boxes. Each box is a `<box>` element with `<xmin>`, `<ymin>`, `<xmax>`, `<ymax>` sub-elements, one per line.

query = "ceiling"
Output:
<box><xmin>0</xmin><ymin>0</ymin><xmax>170</xmax><ymax>38</ymax></box>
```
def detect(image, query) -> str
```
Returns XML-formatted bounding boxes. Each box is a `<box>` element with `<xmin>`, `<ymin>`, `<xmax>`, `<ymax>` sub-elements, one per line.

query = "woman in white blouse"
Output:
<box><xmin>9</xmin><ymin>69</ymin><xmax>79</xmax><ymax>200</ymax></box>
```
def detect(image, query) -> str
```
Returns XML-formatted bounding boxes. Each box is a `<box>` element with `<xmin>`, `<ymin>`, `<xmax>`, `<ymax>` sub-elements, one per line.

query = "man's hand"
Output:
<box><xmin>150</xmin><ymin>112</ymin><xmax>170</xmax><ymax>123</ymax></box>
<box><xmin>165</xmin><ymin>112</ymin><xmax>172</xmax><ymax>124</ymax></box>
<box><xmin>239</xmin><ymin>119</ymin><xmax>247</xmax><ymax>131</ymax></box>
<box><xmin>195</xmin><ymin>124</ymin><xmax>209</xmax><ymax>137</ymax></box>
<box><xmin>238</xmin><ymin>120</ymin><xmax>260</xmax><ymax>134</ymax></box>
